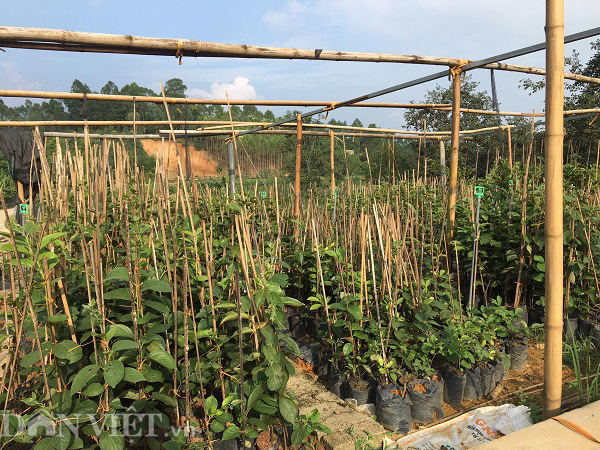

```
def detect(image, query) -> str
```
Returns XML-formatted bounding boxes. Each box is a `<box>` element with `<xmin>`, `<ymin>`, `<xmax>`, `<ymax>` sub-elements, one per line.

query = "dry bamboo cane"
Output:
<box><xmin>0</xmin><ymin>191</ymin><xmax>53</xmax><ymax>403</ymax></box>
<box><xmin>311</xmin><ymin>219</ymin><xmax>335</xmax><ymax>338</ymax></box>
<box><xmin>0</xmin><ymin>217</ymin><xmax>53</xmax><ymax>431</ymax></box>
<box><xmin>181</xmin><ymin>242</ymin><xmax>191</xmax><ymax>440</ymax></box>
<box><xmin>233</xmin><ymin>217</ymin><xmax>247</xmax><ymax>440</ymax></box>
<box><xmin>513</xmin><ymin>115</ymin><xmax>535</xmax><ymax>308</ymax></box>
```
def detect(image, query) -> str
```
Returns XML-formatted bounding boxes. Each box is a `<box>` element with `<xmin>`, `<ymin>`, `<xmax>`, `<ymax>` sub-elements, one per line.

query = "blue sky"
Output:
<box><xmin>1</xmin><ymin>0</ymin><xmax>599</xmax><ymax>128</ymax></box>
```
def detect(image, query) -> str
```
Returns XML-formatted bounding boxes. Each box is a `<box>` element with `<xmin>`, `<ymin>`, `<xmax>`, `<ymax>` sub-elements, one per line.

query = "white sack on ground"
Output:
<box><xmin>383</xmin><ymin>404</ymin><xmax>532</xmax><ymax>450</ymax></box>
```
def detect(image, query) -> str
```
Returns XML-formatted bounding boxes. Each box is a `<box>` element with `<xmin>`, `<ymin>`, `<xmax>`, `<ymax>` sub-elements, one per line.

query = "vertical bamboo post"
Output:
<box><xmin>227</xmin><ymin>141</ymin><xmax>236</xmax><ymax>195</ymax></box>
<box><xmin>446</xmin><ymin>73</ymin><xmax>461</xmax><ymax>244</ymax></box>
<box><xmin>185</xmin><ymin>102</ymin><xmax>191</xmax><ymax>179</ymax></box>
<box><xmin>330</xmin><ymin>130</ymin><xmax>336</xmax><ymax>198</ymax></box>
<box><xmin>293</xmin><ymin>114</ymin><xmax>303</xmax><ymax>222</ymax></box>
<box><xmin>439</xmin><ymin>140</ymin><xmax>446</xmax><ymax>185</ymax></box>
<box><xmin>133</xmin><ymin>98</ymin><xmax>138</xmax><ymax>170</ymax></box>
<box><xmin>16</xmin><ymin>181</ymin><xmax>25</xmax><ymax>203</ymax></box>
<box><xmin>507</xmin><ymin>126</ymin><xmax>513</xmax><ymax>170</ymax></box>
<box><xmin>543</xmin><ymin>0</ymin><xmax>564</xmax><ymax>420</ymax></box>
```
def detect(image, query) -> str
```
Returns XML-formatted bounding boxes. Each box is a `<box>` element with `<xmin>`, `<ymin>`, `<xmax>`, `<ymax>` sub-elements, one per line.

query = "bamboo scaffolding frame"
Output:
<box><xmin>1</xmin><ymin>26</ymin><xmax>599</xmax><ymax>84</ymax></box>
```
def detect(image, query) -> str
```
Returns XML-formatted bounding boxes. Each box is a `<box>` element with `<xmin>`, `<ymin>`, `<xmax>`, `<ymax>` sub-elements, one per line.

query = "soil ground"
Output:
<box><xmin>140</xmin><ymin>139</ymin><xmax>219</xmax><ymax>177</ymax></box>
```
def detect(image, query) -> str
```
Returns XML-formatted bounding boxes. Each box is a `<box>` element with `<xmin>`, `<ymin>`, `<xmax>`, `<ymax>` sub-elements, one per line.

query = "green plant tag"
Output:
<box><xmin>334</xmin><ymin>188</ymin><xmax>339</xmax><ymax>197</ymax></box>
<box><xmin>19</xmin><ymin>203</ymin><xmax>28</xmax><ymax>214</ymax></box>
<box><xmin>261</xmin><ymin>191</ymin><xmax>266</xmax><ymax>198</ymax></box>
<box><xmin>474</xmin><ymin>186</ymin><xmax>485</xmax><ymax>198</ymax></box>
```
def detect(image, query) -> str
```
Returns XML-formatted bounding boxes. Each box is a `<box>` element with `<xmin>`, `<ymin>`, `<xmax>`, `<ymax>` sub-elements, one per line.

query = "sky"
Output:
<box><xmin>1</xmin><ymin>0</ymin><xmax>599</xmax><ymax>129</ymax></box>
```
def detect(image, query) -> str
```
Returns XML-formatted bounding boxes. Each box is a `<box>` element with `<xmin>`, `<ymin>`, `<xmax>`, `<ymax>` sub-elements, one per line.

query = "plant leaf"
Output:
<box><xmin>99</xmin><ymin>431</ymin><xmax>125</xmax><ymax>450</ymax></box>
<box><xmin>71</xmin><ymin>364</ymin><xmax>100</xmax><ymax>394</ymax></box>
<box><xmin>106</xmin><ymin>324</ymin><xmax>135</xmax><ymax>341</ymax></box>
<box><xmin>141</xmin><ymin>279</ymin><xmax>171</xmax><ymax>293</ymax></box>
<box><xmin>123</xmin><ymin>367</ymin><xmax>145</xmax><ymax>383</ymax></box>
<box><xmin>278</xmin><ymin>395</ymin><xmax>298</xmax><ymax>424</ymax></box>
<box><xmin>104</xmin><ymin>360</ymin><xmax>125</xmax><ymax>388</ymax></box>
<box><xmin>147</xmin><ymin>349</ymin><xmax>176</xmax><ymax>370</ymax></box>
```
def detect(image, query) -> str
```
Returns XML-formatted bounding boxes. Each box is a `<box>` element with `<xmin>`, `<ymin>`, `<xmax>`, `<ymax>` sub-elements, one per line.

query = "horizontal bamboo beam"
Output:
<box><xmin>484</xmin><ymin>61</ymin><xmax>600</xmax><ymax>85</ymax></box>
<box><xmin>191</xmin><ymin>121</ymin><xmax>451</xmax><ymax>136</ymax></box>
<box><xmin>2</xmin><ymin>88</ymin><xmax>596</xmax><ymax>117</ymax></box>
<box><xmin>1</xmin><ymin>27</ymin><xmax>599</xmax><ymax>84</ymax></box>
<box><xmin>158</xmin><ymin>129</ymin><xmax>440</xmax><ymax>140</ymax></box>
<box><xmin>0</xmin><ymin>89</ymin><xmax>566</xmax><ymax>118</ymax></box>
<box><xmin>0</xmin><ymin>119</ymin><xmax>447</xmax><ymax>135</ymax></box>
<box><xmin>0</xmin><ymin>89</ymin><xmax>448</xmax><ymax>109</ymax></box>
<box><xmin>0</xmin><ymin>26</ymin><xmax>467</xmax><ymax>66</ymax></box>
<box><xmin>44</xmin><ymin>132</ymin><xmax>160</xmax><ymax>139</ymax></box>
<box><xmin>44</xmin><ymin>130</ymin><xmax>438</xmax><ymax>141</ymax></box>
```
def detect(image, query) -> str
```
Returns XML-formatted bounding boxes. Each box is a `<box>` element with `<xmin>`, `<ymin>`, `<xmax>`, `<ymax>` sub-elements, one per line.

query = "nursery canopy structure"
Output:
<box><xmin>0</xmin><ymin>3</ymin><xmax>593</xmax><ymax>419</ymax></box>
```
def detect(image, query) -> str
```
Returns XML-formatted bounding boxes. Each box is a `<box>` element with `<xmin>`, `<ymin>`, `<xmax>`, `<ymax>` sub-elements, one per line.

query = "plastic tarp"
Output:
<box><xmin>0</xmin><ymin>128</ymin><xmax>40</xmax><ymax>198</ymax></box>
<box><xmin>383</xmin><ymin>404</ymin><xmax>531</xmax><ymax>450</ymax></box>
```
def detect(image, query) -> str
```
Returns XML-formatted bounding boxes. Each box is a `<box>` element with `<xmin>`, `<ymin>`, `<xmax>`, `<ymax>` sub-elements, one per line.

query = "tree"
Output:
<box><xmin>563</xmin><ymin>40</ymin><xmax>600</xmax><ymax>156</ymax></box>
<box><xmin>164</xmin><ymin>78</ymin><xmax>187</xmax><ymax>98</ymax></box>
<box><xmin>405</xmin><ymin>76</ymin><xmax>500</xmax><ymax>178</ymax></box>
<box><xmin>520</xmin><ymin>40</ymin><xmax>600</xmax><ymax>163</ymax></box>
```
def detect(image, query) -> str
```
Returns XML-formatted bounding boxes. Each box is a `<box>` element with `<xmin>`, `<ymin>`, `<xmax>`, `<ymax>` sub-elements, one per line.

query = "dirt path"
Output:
<box><xmin>288</xmin><ymin>366</ymin><xmax>386</xmax><ymax>450</ymax></box>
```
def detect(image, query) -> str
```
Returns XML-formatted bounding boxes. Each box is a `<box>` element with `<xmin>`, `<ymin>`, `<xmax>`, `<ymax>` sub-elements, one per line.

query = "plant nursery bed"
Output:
<box><xmin>294</xmin><ymin>345</ymin><xmax>579</xmax><ymax>446</ymax></box>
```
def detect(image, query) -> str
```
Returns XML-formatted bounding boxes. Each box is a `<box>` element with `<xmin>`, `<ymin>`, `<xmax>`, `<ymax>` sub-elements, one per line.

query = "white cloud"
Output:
<box><xmin>0</xmin><ymin>62</ymin><xmax>42</xmax><ymax>90</ymax></box>
<box><xmin>0</xmin><ymin>62</ymin><xmax>42</xmax><ymax>105</ymax></box>
<box><xmin>262</xmin><ymin>0</ymin><xmax>308</xmax><ymax>32</ymax></box>
<box><xmin>187</xmin><ymin>76</ymin><xmax>258</xmax><ymax>100</ymax></box>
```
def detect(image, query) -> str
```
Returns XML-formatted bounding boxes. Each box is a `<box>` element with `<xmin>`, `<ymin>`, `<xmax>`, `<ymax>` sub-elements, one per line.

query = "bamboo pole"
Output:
<box><xmin>42</xmin><ymin>130</ymin><xmax>436</xmax><ymax>141</ymax></box>
<box><xmin>330</xmin><ymin>131</ymin><xmax>336</xmax><ymax>198</ymax></box>
<box><xmin>543</xmin><ymin>0</ymin><xmax>564</xmax><ymax>420</ymax></box>
<box><xmin>4</xmin><ymin>88</ymin><xmax>598</xmax><ymax>117</ymax></box>
<box><xmin>439</xmin><ymin>141</ymin><xmax>446</xmax><ymax>185</ymax></box>
<box><xmin>227</xmin><ymin>141</ymin><xmax>236</xmax><ymax>195</ymax></box>
<box><xmin>1</xmin><ymin>27</ymin><xmax>599</xmax><ymax>83</ymax></box>
<box><xmin>192</xmin><ymin>120</ymin><xmax>452</xmax><ymax>136</ymax></box>
<box><xmin>0</xmin><ymin>89</ymin><xmax>451</xmax><ymax>109</ymax></box>
<box><xmin>293</xmin><ymin>114</ymin><xmax>302</xmax><ymax>226</ymax></box>
<box><xmin>446</xmin><ymin>73</ymin><xmax>461</xmax><ymax>244</ymax></box>
<box><xmin>507</xmin><ymin>126</ymin><xmax>513</xmax><ymax>170</ymax></box>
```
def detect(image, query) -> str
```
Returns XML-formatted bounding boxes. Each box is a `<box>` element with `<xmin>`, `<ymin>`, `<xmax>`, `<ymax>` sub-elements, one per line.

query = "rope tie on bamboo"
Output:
<box><xmin>449</xmin><ymin>59</ymin><xmax>468</xmax><ymax>81</ymax></box>
<box><xmin>323</xmin><ymin>102</ymin><xmax>337</xmax><ymax>120</ymax></box>
<box><xmin>175</xmin><ymin>39</ymin><xmax>184</xmax><ymax>65</ymax></box>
